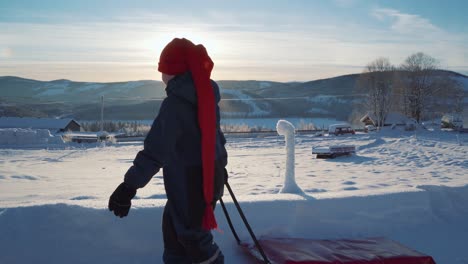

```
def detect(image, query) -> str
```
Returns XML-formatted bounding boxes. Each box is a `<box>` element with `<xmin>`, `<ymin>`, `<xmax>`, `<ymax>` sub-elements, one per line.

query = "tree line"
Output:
<box><xmin>81</xmin><ymin>120</ymin><xmax>151</xmax><ymax>136</ymax></box>
<box><xmin>356</xmin><ymin>52</ymin><xmax>464</xmax><ymax>126</ymax></box>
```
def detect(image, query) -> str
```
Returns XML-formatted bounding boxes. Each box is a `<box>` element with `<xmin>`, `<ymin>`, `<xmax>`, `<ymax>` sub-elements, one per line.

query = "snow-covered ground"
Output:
<box><xmin>0</xmin><ymin>128</ymin><xmax>65</xmax><ymax>146</ymax></box>
<box><xmin>0</xmin><ymin>126</ymin><xmax>467</xmax><ymax>263</ymax></box>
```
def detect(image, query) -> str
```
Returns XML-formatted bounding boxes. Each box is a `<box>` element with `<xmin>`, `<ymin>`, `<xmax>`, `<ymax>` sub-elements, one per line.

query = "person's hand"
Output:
<box><xmin>108</xmin><ymin>182</ymin><xmax>137</xmax><ymax>218</ymax></box>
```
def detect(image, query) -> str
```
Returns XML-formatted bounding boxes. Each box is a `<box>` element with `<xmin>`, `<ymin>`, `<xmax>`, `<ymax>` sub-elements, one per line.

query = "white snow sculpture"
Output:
<box><xmin>276</xmin><ymin>120</ymin><xmax>303</xmax><ymax>194</ymax></box>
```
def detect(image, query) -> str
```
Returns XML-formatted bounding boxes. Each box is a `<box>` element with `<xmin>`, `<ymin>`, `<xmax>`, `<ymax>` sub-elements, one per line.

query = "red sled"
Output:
<box><xmin>220</xmin><ymin>181</ymin><xmax>436</xmax><ymax>264</ymax></box>
<box><xmin>243</xmin><ymin>236</ymin><xmax>436</xmax><ymax>264</ymax></box>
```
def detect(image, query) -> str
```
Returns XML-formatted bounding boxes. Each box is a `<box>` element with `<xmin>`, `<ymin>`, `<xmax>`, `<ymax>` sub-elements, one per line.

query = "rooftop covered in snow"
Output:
<box><xmin>360</xmin><ymin>112</ymin><xmax>414</xmax><ymax>126</ymax></box>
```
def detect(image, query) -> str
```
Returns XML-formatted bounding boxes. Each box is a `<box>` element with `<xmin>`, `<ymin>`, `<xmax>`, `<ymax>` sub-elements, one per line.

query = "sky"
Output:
<box><xmin>0</xmin><ymin>0</ymin><xmax>467</xmax><ymax>82</ymax></box>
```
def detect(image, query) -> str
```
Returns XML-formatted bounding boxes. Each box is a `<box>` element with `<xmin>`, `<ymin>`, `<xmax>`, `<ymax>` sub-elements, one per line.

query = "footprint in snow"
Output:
<box><xmin>342</xmin><ymin>181</ymin><xmax>356</xmax><ymax>185</ymax></box>
<box><xmin>305</xmin><ymin>188</ymin><xmax>327</xmax><ymax>193</ymax></box>
<box><xmin>143</xmin><ymin>194</ymin><xmax>167</xmax><ymax>199</ymax></box>
<box><xmin>11</xmin><ymin>175</ymin><xmax>39</xmax><ymax>181</ymax></box>
<box><xmin>343</xmin><ymin>187</ymin><xmax>359</xmax><ymax>191</ymax></box>
<box><xmin>70</xmin><ymin>196</ymin><xmax>96</xmax><ymax>200</ymax></box>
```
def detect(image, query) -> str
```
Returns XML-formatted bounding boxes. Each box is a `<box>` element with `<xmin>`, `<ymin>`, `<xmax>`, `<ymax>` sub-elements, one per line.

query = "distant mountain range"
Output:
<box><xmin>1</xmin><ymin>71</ymin><xmax>467</xmax><ymax>121</ymax></box>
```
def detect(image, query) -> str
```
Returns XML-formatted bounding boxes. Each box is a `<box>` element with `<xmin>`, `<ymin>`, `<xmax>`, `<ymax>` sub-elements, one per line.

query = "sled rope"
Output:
<box><xmin>220</xmin><ymin>180</ymin><xmax>270</xmax><ymax>263</ymax></box>
<box><xmin>219</xmin><ymin>198</ymin><xmax>240</xmax><ymax>244</ymax></box>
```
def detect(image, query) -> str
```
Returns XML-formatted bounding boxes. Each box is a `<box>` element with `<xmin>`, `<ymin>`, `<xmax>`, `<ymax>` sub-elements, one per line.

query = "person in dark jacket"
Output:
<box><xmin>108</xmin><ymin>38</ymin><xmax>228</xmax><ymax>264</ymax></box>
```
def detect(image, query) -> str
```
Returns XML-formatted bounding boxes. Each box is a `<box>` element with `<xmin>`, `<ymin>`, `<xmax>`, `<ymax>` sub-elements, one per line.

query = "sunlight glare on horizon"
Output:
<box><xmin>143</xmin><ymin>29</ymin><xmax>226</xmax><ymax>60</ymax></box>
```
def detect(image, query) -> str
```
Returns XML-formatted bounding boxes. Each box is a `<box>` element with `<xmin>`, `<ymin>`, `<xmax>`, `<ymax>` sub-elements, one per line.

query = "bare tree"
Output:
<box><xmin>396</xmin><ymin>52</ymin><xmax>464</xmax><ymax>122</ymax></box>
<box><xmin>357</xmin><ymin>57</ymin><xmax>395</xmax><ymax>127</ymax></box>
<box><xmin>452</xmin><ymin>83</ymin><xmax>465</xmax><ymax>115</ymax></box>
<box><xmin>427</xmin><ymin>74</ymin><xmax>464</xmax><ymax>119</ymax></box>
<box><xmin>397</xmin><ymin>52</ymin><xmax>438</xmax><ymax>122</ymax></box>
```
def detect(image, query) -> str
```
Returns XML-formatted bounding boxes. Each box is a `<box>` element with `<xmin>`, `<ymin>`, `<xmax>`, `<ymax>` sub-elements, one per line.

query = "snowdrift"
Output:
<box><xmin>0</xmin><ymin>128</ymin><xmax>64</xmax><ymax>146</ymax></box>
<box><xmin>1</xmin><ymin>185</ymin><xmax>467</xmax><ymax>264</ymax></box>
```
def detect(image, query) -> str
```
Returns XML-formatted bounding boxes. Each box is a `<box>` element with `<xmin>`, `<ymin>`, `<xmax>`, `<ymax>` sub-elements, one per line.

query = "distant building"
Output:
<box><xmin>0</xmin><ymin>117</ymin><xmax>81</xmax><ymax>133</ymax></box>
<box><xmin>360</xmin><ymin>112</ymin><xmax>413</xmax><ymax>127</ymax></box>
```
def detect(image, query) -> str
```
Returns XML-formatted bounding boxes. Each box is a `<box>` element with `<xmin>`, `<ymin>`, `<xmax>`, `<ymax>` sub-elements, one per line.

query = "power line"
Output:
<box><xmin>0</xmin><ymin>91</ymin><xmax>463</xmax><ymax>105</ymax></box>
<box><xmin>1</xmin><ymin>94</ymin><xmax>369</xmax><ymax>104</ymax></box>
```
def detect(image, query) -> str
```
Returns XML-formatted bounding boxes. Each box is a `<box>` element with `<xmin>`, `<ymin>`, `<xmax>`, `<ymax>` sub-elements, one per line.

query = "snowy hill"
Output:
<box><xmin>0</xmin><ymin>76</ymin><xmax>166</xmax><ymax>103</ymax></box>
<box><xmin>214</xmin><ymin>74</ymin><xmax>365</xmax><ymax>119</ymax></box>
<box><xmin>0</xmin><ymin>71</ymin><xmax>467</xmax><ymax>120</ymax></box>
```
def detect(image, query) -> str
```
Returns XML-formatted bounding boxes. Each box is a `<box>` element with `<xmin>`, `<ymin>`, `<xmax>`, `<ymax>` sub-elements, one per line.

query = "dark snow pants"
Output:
<box><xmin>162</xmin><ymin>203</ymin><xmax>224</xmax><ymax>264</ymax></box>
<box><xmin>162</xmin><ymin>163</ymin><xmax>226</xmax><ymax>264</ymax></box>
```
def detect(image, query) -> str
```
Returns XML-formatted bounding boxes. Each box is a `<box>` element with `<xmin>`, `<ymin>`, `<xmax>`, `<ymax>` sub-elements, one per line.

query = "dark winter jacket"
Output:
<box><xmin>124</xmin><ymin>72</ymin><xmax>228</xmax><ymax>231</ymax></box>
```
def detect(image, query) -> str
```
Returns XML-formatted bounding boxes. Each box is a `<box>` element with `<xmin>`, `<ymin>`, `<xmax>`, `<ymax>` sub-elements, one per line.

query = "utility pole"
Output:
<box><xmin>100</xmin><ymin>95</ymin><xmax>104</xmax><ymax>132</ymax></box>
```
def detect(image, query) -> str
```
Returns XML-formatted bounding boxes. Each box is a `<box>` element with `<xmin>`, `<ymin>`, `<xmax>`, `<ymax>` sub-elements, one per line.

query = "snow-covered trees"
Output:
<box><xmin>396</xmin><ymin>52</ymin><xmax>464</xmax><ymax>122</ymax></box>
<box><xmin>358</xmin><ymin>52</ymin><xmax>464</xmax><ymax>124</ymax></box>
<box><xmin>81</xmin><ymin>121</ymin><xmax>151</xmax><ymax>136</ymax></box>
<box><xmin>357</xmin><ymin>58</ymin><xmax>395</xmax><ymax>128</ymax></box>
<box><xmin>397</xmin><ymin>52</ymin><xmax>439</xmax><ymax>122</ymax></box>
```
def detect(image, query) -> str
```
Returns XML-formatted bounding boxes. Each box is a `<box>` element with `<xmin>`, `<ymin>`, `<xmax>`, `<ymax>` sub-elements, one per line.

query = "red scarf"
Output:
<box><xmin>158</xmin><ymin>38</ymin><xmax>217</xmax><ymax>230</ymax></box>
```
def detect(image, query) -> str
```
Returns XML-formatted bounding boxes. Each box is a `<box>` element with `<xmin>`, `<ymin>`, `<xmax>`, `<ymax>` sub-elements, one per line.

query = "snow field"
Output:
<box><xmin>1</xmin><ymin>185</ymin><xmax>467</xmax><ymax>263</ymax></box>
<box><xmin>0</xmin><ymin>127</ymin><xmax>467</xmax><ymax>263</ymax></box>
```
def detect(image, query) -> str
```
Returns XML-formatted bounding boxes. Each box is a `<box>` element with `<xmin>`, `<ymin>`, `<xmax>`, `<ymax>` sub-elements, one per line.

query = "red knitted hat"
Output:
<box><xmin>158</xmin><ymin>38</ymin><xmax>218</xmax><ymax>230</ymax></box>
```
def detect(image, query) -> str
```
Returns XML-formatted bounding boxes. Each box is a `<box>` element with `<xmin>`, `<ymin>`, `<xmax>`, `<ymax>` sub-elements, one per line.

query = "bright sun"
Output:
<box><xmin>145</xmin><ymin>28</ymin><xmax>223</xmax><ymax>59</ymax></box>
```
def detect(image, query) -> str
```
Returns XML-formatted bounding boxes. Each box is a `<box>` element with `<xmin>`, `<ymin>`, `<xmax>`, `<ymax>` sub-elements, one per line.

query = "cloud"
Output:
<box><xmin>369</xmin><ymin>8</ymin><xmax>468</xmax><ymax>69</ymax></box>
<box><xmin>372</xmin><ymin>8</ymin><xmax>439</xmax><ymax>34</ymax></box>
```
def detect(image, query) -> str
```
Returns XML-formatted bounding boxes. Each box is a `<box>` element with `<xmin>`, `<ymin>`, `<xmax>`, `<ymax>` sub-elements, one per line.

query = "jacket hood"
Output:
<box><xmin>165</xmin><ymin>71</ymin><xmax>221</xmax><ymax>105</ymax></box>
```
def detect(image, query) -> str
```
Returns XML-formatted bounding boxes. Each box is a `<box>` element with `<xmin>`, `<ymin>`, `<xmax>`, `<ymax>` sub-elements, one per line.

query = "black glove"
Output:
<box><xmin>108</xmin><ymin>182</ymin><xmax>137</xmax><ymax>218</ymax></box>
